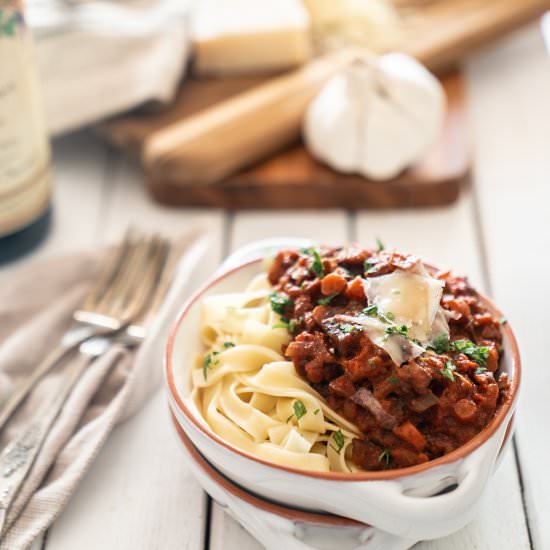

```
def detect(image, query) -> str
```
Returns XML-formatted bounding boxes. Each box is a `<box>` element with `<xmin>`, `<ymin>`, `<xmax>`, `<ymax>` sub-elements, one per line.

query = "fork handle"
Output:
<box><xmin>0</xmin><ymin>333</ymin><xmax>91</xmax><ymax>432</ymax></box>
<box><xmin>0</xmin><ymin>353</ymin><xmax>91</xmax><ymax>535</ymax></box>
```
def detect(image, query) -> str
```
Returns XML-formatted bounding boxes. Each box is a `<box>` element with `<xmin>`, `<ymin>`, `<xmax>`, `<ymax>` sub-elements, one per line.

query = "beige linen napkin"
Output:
<box><xmin>0</xmin><ymin>231</ymin><xmax>210</xmax><ymax>549</ymax></box>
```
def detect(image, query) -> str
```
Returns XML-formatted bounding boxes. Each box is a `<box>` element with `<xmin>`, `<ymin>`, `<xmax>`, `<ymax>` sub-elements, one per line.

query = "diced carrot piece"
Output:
<box><xmin>311</xmin><ymin>305</ymin><xmax>329</xmax><ymax>325</ymax></box>
<box><xmin>452</xmin><ymin>399</ymin><xmax>477</xmax><ymax>423</ymax></box>
<box><xmin>321</xmin><ymin>273</ymin><xmax>347</xmax><ymax>296</ymax></box>
<box><xmin>393</xmin><ymin>421</ymin><xmax>427</xmax><ymax>451</ymax></box>
<box><xmin>345</xmin><ymin>277</ymin><xmax>366</xmax><ymax>301</ymax></box>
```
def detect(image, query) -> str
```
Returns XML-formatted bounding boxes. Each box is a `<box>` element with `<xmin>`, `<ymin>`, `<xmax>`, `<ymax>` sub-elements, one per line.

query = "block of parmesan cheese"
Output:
<box><xmin>302</xmin><ymin>0</ymin><xmax>400</xmax><ymax>52</ymax></box>
<box><xmin>192</xmin><ymin>0</ymin><xmax>313</xmax><ymax>76</ymax></box>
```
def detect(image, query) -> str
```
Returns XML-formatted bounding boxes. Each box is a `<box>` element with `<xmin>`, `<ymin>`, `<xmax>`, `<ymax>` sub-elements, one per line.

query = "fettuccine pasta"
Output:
<box><xmin>191</xmin><ymin>273</ymin><xmax>360</xmax><ymax>472</ymax></box>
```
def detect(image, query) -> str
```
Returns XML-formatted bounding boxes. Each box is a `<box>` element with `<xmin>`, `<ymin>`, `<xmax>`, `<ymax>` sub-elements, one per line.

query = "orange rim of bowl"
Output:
<box><xmin>165</xmin><ymin>258</ymin><xmax>521</xmax><ymax>482</ymax></box>
<box><xmin>171</xmin><ymin>411</ymin><xmax>366</xmax><ymax>527</ymax></box>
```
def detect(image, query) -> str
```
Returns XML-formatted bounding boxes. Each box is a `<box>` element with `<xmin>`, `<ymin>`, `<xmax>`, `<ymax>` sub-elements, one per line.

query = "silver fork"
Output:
<box><xmin>0</xmin><ymin>230</ymin><xmax>168</xmax><ymax>431</ymax></box>
<box><xmin>0</xmin><ymin>234</ymin><xmax>172</xmax><ymax>535</ymax></box>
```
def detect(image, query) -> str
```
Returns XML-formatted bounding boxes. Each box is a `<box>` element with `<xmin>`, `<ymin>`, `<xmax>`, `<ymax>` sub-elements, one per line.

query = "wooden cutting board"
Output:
<box><xmin>101</xmin><ymin>71</ymin><xmax>468</xmax><ymax>209</ymax></box>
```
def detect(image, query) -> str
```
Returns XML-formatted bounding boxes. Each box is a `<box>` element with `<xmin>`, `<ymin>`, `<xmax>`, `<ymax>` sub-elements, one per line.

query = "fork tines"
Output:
<box><xmin>75</xmin><ymin>231</ymin><xmax>170</xmax><ymax>331</ymax></box>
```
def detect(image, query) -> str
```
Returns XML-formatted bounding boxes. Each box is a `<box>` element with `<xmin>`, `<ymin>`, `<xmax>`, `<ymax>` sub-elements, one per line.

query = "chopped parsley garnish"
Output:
<box><xmin>384</xmin><ymin>324</ymin><xmax>409</xmax><ymax>339</ymax></box>
<box><xmin>428</xmin><ymin>334</ymin><xmax>450</xmax><ymax>354</ymax></box>
<box><xmin>369</xmin><ymin>359</ymin><xmax>377</xmax><ymax>369</ymax></box>
<box><xmin>269</xmin><ymin>292</ymin><xmax>293</xmax><ymax>315</ymax></box>
<box><xmin>294</xmin><ymin>400</ymin><xmax>307</xmax><ymax>420</ymax></box>
<box><xmin>223</xmin><ymin>342</ymin><xmax>235</xmax><ymax>348</ymax></box>
<box><xmin>273</xmin><ymin>319</ymin><xmax>297</xmax><ymax>332</ymax></box>
<box><xmin>442</xmin><ymin>360</ymin><xmax>456</xmax><ymax>382</ymax></box>
<box><xmin>286</xmin><ymin>400</ymin><xmax>307</xmax><ymax>423</ymax></box>
<box><xmin>363</xmin><ymin>304</ymin><xmax>378</xmax><ymax>316</ymax></box>
<box><xmin>378</xmin><ymin>311</ymin><xmax>395</xmax><ymax>324</ymax></box>
<box><xmin>376</xmin><ymin>237</ymin><xmax>385</xmax><ymax>252</ymax></box>
<box><xmin>475</xmin><ymin>366</ymin><xmax>487</xmax><ymax>375</ymax></box>
<box><xmin>313</xmin><ymin>408</ymin><xmax>320</xmax><ymax>415</ymax></box>
<box><xmin>300</xmin><ymin>247</ymin><xmax>325</xmax><ymax>278</ymax></box>
<box><xmin>318</xmin><ymin>293</ymin><xmax>339</xmax><ymax>306</ymax></box>
<box><xmin>362</xmin><ymin>304</ymin><xmax>394</xmax><ymax>324</ymax></box>
<box><xmin>202</xmin><ymin>352</ymin><xmax>220</xmax><ymax>381</ymax></box>
<box><xmin>390</xmin><ymin>377</ymin><xmax>399</xmax><ymax>384</ymax></box>
<box><xmin>338</xmin><ymin>323</ymin><xmax>360</xmax><ymax>334</ymax></box>
<box><xmin>330</xmin><ymin>430</ymin><xmax>345</xmax><ymax>454</ymax></box>
<box><xmin>378</xmin><ymin>448</ymin><xmax>391</xmax><ymax>465</ymax></box>
<box><xmin>311</xmin><ymin>249</ymin><xmax>325</xmax><ymax>278</ymax></box>
<box><xmin>364</xmin><ymin>257</ymin><xmax>377</xmax><ymax>273</ymax></box>
<box><xmin>451</xmin><ymin>339</ymin><xmax>489</xmax><ymax>367</ymax></box>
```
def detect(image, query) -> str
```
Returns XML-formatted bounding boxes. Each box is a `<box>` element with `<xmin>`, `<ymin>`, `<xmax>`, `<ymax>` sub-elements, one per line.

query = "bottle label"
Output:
<box><xmin>0</xmin><ymin>3</ymin><xmax>51</xmax><ymax>235</ymax></box>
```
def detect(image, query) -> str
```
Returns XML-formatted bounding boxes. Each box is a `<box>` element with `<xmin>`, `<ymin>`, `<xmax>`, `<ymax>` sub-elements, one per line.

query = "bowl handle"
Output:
<box><xmin>347</xmin><ymin>435</ymin><xmax>501</xmax><ymax>540</ymax></box>
<box><xmin>216</xmin><ymin>237</ymin><xmax>315</xmax><ymax>276</ymax></box>
<box><xmin>225</xmin><ymin>490</ymin><xmax>414</xmax><ymax>550</ymax></box>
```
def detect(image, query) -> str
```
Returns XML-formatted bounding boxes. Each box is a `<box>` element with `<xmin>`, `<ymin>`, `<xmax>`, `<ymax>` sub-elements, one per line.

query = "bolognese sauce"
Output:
<box><xmin>267</xmin><ymin>245</ymin><xmax>510</xmax><ymax>470</ymax></box>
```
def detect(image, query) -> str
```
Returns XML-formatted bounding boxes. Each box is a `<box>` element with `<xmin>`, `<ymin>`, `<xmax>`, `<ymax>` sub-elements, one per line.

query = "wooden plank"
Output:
<box><xmin>42</xmin><ymin>132</ymin><xmax>108</xmax><ymax>255</ymax></box>
<box><xmin>465</xmin><ymin>22</ymin><xmax>549</xmax><ymax>549</ymax></box>
<box><xmin>46</xmin><ymin>392</ymin><xmax>208</xmax><ymax>550</ymax></box>
<box><xmin>95</xmin><ymin>154</ymin><xmax>225</xmax><ymax>248</ymax></box>
<box><xmin>229</xmin><ymin>210</ymin><xmax>349</xmax><ymax>250</ymax></box>
<box><xmin>357</xmin><ymin>192</ymin><xmax>530</xmax><ymax>550</ymax></box>
<box><xmin>45</xmin><ymin>154</ymin><xmax>224</xmax><ymax>549</ymax></box>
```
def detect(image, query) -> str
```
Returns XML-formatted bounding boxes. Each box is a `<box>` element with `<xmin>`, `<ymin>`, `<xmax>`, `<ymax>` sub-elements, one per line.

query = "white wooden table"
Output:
<box><xmin>3</xmin><ymin>21</ymin><xmax>550</xmax><ymax>550</ymax></box>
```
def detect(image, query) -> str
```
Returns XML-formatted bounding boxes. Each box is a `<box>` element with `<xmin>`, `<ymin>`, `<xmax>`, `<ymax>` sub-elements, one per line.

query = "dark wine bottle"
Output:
<box><xmin>0</xmin><ymin>1</ymin><xmax>52</xmax><ymax>263</ymax></box>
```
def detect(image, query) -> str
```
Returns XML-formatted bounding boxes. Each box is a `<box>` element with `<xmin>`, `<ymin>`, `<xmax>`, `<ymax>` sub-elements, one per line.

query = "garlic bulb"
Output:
<box><xmin>303</xmin><ymin>53</ymin><xmax>446</xmax><ymax>180</ymax></box>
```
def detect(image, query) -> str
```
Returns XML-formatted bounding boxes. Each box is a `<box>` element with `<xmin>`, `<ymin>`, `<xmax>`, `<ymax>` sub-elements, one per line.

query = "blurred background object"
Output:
<box><xmin>3</xmin><ymin>0</ymin><xmax>550</xmax><ymax>260</ymax></box>
<box><xmin>303</xmin><ymin>0</ymin><xmax>401</xmax><ymax>52</ymax></box>
<box><xmin>192</xmin><ymin>0</ymin><xmax>312</xmax><ymax>76</ymax></box>
<box><xmin>0</xmin><ymin>0</ymin><xmax>52</xmax><ymax>262</ymax></box>
<box><xmin>303</xmin><ymin>52</ymin><xmax>445</xmax><ymax>180</ymax></box>
<box><xmin>542</xmin><ymin>9</ymin><xmax>550</xmax><ymax>50</ymax></box>
<box><xmin>98</xmin><ymin>0</ymin><xmax>550</xmax><ymax>211</ymax></box>
<box><xmin>26</xmin><ymin>0</ymin><xmax>191</xmax><ymax>135</ymax></box>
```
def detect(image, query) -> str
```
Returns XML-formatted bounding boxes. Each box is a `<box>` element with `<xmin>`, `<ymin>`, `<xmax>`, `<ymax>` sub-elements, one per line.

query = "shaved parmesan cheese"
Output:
<box><xmin>364</xmin><ymin>267</ymin><xmax>444</xmax><ymax>344</ymax></box>
<box><xmin>335</xmin><ymin>313</ymin><xmax>424</xmax><ymax>366</ymax></box>
<box><xmin>331</xmin><ymin>263</ymin><xmax>451</xmax><ymax>366</ymax></box>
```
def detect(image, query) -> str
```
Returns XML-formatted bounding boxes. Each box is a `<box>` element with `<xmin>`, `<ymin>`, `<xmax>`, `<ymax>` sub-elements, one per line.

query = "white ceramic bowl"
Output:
<box><xmin>165</xmin><ymin>244</ymin><xmax>520</xmax><ymax>542</ymax></box>
<box><xmin>171</xmin><ymin>413</ymin><xmax>414</xmax><ymax>550</ymax></box>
